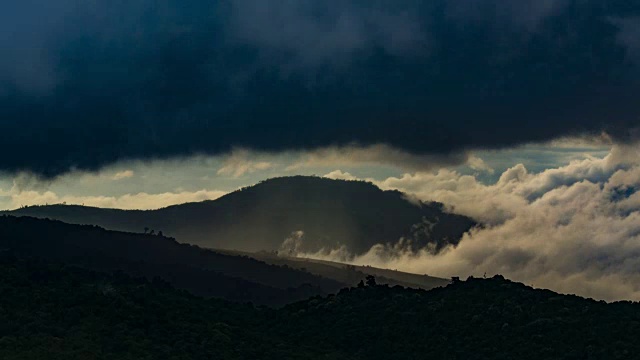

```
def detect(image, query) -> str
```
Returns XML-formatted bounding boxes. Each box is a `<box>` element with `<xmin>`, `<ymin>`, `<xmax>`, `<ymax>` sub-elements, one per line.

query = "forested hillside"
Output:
<box><xmin>0</xmin><ymin>215</ymin><xmax>343</xmax><ymax>306</ymax></box>
<box><xmin>3</xmin><ymin>176</ymin><xmax>476</xmax><ymax>254</ymax></box>
<box><xmin>1</xmin><ymin>254</ymin><xmax>639</xmax><ymax>359</ymax></box>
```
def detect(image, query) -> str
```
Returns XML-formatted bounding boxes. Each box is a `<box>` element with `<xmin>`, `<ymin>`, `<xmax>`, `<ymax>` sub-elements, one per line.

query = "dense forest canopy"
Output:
<box><xmin>1</xmin><ymin>254</ymin><xmax>639</xmax><ymax>359</ymax></box>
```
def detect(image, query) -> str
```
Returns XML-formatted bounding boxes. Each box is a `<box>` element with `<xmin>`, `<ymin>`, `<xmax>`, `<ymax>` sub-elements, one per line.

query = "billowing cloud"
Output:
<box><xmin>1</xmin><ymin>1</ymin><xmax>640</xmax><ymax>176</ymax></box>
<box><xmin>216</xmin><ymin>149</ymin><xmax>274</xmax><ymax>178</ymax></box>
<box><xmin>375</xmin><ymin>146</ymin><xmax>634</xmax><ymax>223</ymax></box>
<box><xmin>295</xmin><ymin>145</ymin><xmax>640</xmax><ymax>301</ymax></box>
<box><xmin>467</xmin><ymin>155</ymin><xmax>495</xmax><ymax>174</ymax></box>
<box><xmin>323</xmin><ymin>170</ymin><xmax>358</xmax><ymax>181</ymax></box>
<box><xmin>111</xmin><ymin>170</ymin><xmax>135</xmax><ymax>181</ymax></box>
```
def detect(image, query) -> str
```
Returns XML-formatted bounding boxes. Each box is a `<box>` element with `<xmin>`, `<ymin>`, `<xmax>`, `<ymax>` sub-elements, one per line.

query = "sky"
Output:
<box><xmin>1</xmin><ymin>1</ymin><xmax>640</xmax><ymax>177</ymax></box>
<box><xmin>3</xmin><ymin>0</ymin><xmax>640</xmax><ymax>300</ymax></box>
<box><xmin>0</xmin><ymin>138</ymin><xmax>611</xmax><ymax>211</ymax></box>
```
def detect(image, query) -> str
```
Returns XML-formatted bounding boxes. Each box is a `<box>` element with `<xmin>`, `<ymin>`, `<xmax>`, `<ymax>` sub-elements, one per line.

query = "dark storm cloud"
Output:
<box><xmin>1</xmin><ymin>0</ymin><xmax>640</xmax><ymax>176</ymax></box>
<box><xmin>613</xmin><ymin>16</ymin><xmax>640</xmax><ymax>64</ymax></box>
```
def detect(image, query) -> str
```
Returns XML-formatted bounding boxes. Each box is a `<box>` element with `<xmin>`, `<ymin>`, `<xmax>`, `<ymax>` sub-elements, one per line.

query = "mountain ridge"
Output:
<box><xmin>2</xmin><ymin>254</ymin><xmax>639</xmax><ymax>359</ymax></box>
<box><xmin>3</xmin><ymin>176</ymin><xmax>476</xmax><ymax>254</ymax></box>
<box><xmin>0</xmin><ymin>215</ymin><xmax>342</xmax><ymax>305</ymax></box>
<box><xmin>0</xmin><ymin>215</ymin><xmax>449</xmax><ymax>305</ymax></box>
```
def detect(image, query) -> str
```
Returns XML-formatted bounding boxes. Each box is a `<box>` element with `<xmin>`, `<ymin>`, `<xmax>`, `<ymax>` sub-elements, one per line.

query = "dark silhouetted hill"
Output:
<box><xmin>2</xmin><ymin>255</ymin><xmax>639</xmax><ymax>359</ymax></box>
<box><xmin>0</xmin><ymin>255</ymin><xmax>308</xmax><ymax>360</ymax></box>
<box><xmin>0</xmin><ymin>215</ymin><xmax>344</xmax><ymax>306</ymax></box>
<box><xmin>2</xmin><ymin>176</ymin><xmax>476</xmax><ymax>254</ymax></box>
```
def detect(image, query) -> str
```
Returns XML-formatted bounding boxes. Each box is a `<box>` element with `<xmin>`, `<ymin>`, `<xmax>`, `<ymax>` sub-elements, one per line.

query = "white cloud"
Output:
<box><xmin>111</xmin><ymin>170</ymin><xmax>134</xmax><ymax>181</ymax></box>
<box><xmin>217</xmin><ymin>149</ymin><xmax>274</xmax><ymax>178</ymax></box>
<box><xmin>467</xmin><ymin>155</ymin><xmax>494</xmax><ymax>174</ymax></box>
<box><xmin>323</xmin><ymin>170</ymin><xmax>358</xmax><ymax>181</ymax></box>
<box><xmin>4</xmin><ymin>189</ymin><xmax>226</xmax><ymax>210</ymax></box>
<box><xmin>295</xmin><ymin>145</ymin><xmax>640</xmax><ymax>301</ymax></box>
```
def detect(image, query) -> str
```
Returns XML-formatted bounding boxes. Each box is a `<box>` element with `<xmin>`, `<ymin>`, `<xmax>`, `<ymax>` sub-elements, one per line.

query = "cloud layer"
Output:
<box><xmin>1</xmin><ymin>187</ymin><xmax>225</xmax><ymax>211</ymax></box>
<box><xmin>297</xmin><ymin>145</ymin><xmax>640</xmax><ymax>301</ymax></box>
<box><xmin>2</xmin><ymin>1</ymin><xmax>640</xmax><ymax>176</ymax></box>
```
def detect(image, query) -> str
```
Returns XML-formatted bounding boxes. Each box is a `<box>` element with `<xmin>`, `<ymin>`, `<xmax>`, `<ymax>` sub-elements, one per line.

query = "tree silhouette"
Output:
<box><xmin>365</xmin><ymin>275</ymin><xmax>376</xmax><ymax>287</ymax></box>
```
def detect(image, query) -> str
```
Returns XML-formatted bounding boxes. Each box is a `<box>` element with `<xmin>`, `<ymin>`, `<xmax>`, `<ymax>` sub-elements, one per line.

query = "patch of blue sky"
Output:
<box><xmin>462</xmin><ymin>143</ymin><xmax>611</xmax><ymax>184</ymax></box>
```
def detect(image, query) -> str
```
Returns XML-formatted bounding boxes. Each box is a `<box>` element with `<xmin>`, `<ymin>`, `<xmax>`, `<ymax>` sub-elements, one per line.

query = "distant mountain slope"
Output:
<box><xmin>3</xmin><ymin>255</ymin><xmax>639</xmax><ymax>359</ymax></box>
<box><xmin>0</xmin><ymin>215</ymin><xmax>344</xmax><ymax>306</ymax></box>
<box><xmin>3</xmin><ymin>176</ymin><xmax>476</xmax><ymax>254</ymax></box>
<box><xmin>220</xmin><ymin>249</ymin><xmax>450</xmax><ymax>290</ymax></box>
